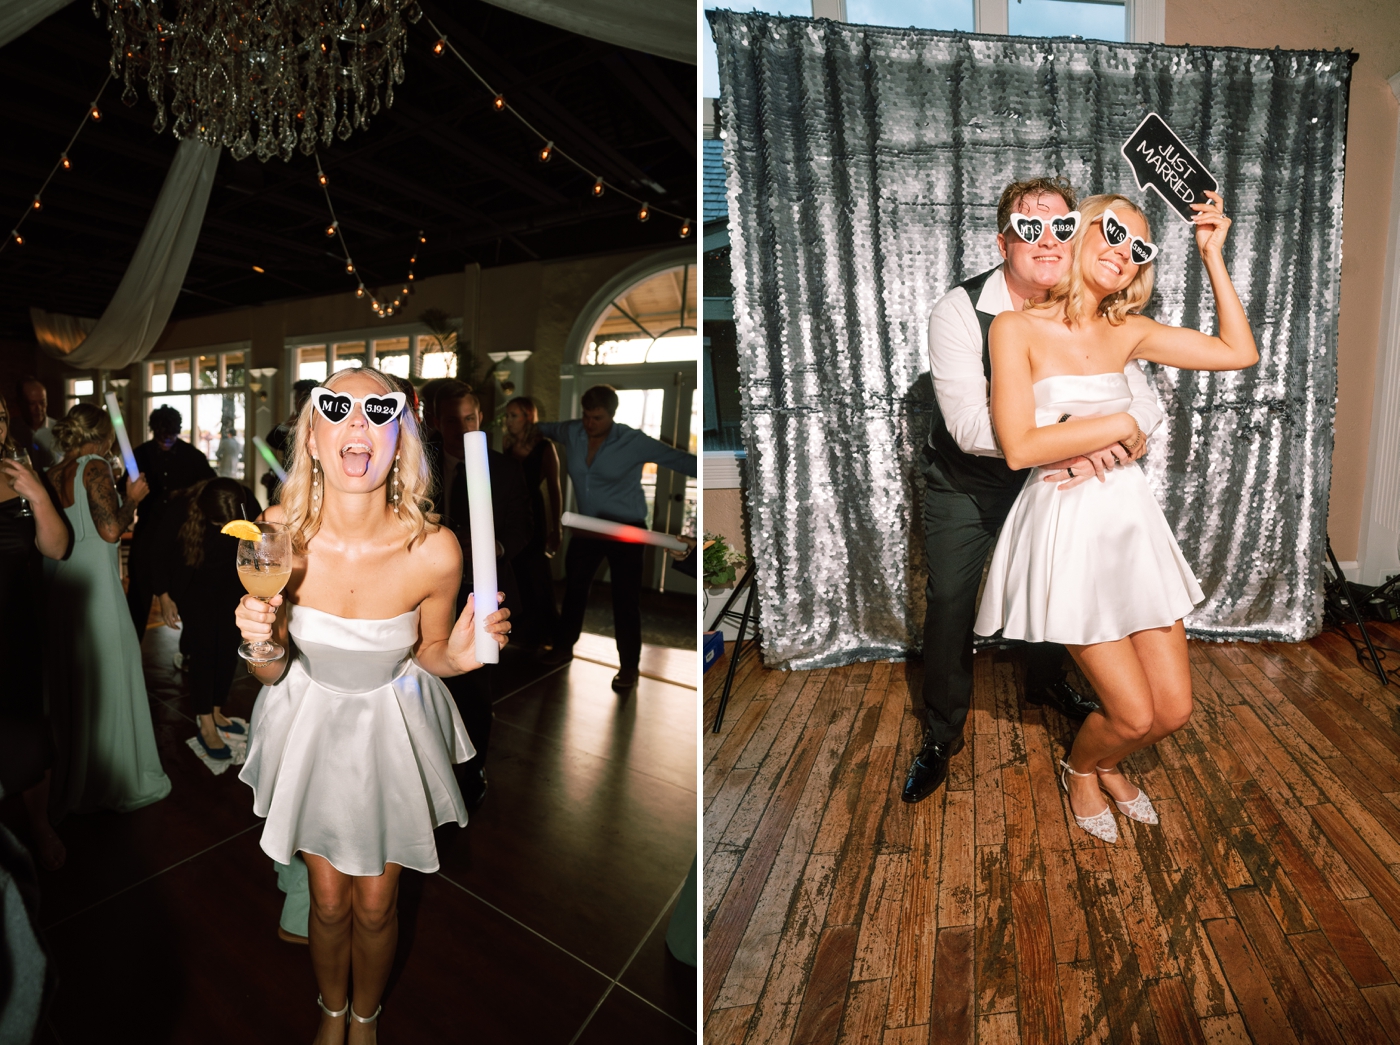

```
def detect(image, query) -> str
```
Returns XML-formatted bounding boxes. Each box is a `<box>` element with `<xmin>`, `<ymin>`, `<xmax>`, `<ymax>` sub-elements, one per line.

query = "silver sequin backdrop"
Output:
<box><xmin>710</xmin><ymin>11</ymin><xmax>1353</xmax><ymax>670</ymax></box>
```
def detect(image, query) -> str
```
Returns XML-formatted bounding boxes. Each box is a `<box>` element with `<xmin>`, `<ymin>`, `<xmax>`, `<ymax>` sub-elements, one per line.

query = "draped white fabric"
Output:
<box><xmin>480</xmin><ymin>0</ymin><xmax>694</xmax><ymax>64</ymax></box>
<box><xmin>0</xmin><ymin>0</ymin><xmax>70</xmax><ymax>48</ymax></box>
<box><xmin>36</xmin><ymin>138</ymin><xmax>221</xmax><ymax>371</ymax></box>
<box><xmin>29</xmin><ymin>308</ymin><xmax>94</xmax><ymax>355</ymax></box>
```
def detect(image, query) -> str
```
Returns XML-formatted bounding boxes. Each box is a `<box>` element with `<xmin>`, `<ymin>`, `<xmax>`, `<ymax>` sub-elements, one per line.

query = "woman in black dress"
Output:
<box><xmin>153</xmin><ymin>478</ymin><xmax>262</xmax><ymax>759</ymax></box>
<box><xmin>0</xmin><ymin>390</ymin><xmax>72</xmax><ymax>868</ymax></box>
<box><xmin>502</xmin><ymin>397</ymin><xmax>562</xmax><ymax>648</ymax></box>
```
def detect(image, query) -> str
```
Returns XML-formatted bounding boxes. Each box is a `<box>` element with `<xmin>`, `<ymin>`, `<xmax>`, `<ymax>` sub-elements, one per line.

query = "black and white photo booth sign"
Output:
<box><xmin>1121</xmin><ymin>113</ymin><xmax>1218</xmax><ymax>223</ymax></box>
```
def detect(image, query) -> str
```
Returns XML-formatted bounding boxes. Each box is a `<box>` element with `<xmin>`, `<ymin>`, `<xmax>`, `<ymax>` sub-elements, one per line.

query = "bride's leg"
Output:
<box><xmin>305</xmin><ymin>853</ymin><xmax>352</xmax><ymax>1045</ymax></box>
<box><xmin>1093</xmin><ymin>622</ymin><xmax>1192</xmax><ymax>803</ymax></box>
<box><xmin>347</xmin><ymin>862</ymin><xmax>402</xmax><ymax>1044</ymax></box>
<box><xmin>1062</xmin><ymin>638</ymin><xmax>1157</xmax><ymax>818</ymax></box>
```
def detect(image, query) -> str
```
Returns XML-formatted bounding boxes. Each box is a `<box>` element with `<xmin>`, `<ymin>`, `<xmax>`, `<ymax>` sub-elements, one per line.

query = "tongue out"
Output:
<box><xmin>340</xmin><ymin>449</ymin><xmax>371</xmax><ymax>477</ymax></box>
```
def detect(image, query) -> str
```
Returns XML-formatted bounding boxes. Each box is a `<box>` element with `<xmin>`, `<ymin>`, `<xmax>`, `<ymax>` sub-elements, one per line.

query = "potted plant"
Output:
<box><xmin>703</xmin><ymin>532</ymin><xmax>746</xmax><ymax>633</ymax></box>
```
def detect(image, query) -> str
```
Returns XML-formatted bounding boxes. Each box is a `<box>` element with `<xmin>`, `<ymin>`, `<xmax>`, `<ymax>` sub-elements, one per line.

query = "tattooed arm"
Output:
<box><xmin>83</xmin><ymin>458</ymin><xmax>148</xmax><ymax>544</ymax></box>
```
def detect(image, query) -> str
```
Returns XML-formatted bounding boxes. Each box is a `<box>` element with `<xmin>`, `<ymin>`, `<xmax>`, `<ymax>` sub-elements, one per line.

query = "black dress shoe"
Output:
<box><xmin>462</xmin><ymin>770</ymin><xmax>487</xmax><ymax>812</ymax></box>
<box><xmin>611</xmin><ymin>668</ymin><xmax>639</xmax><ymax>692</ymax></box>
<box><xmin>902</xmin><ymin>733</ymin><xmax>966</xmax><ymax>804</ymax></box>
<box><xmin>1026</xmin><ymin>679</ymin><xmax>1100</xmax><ymax>722</ymax></box>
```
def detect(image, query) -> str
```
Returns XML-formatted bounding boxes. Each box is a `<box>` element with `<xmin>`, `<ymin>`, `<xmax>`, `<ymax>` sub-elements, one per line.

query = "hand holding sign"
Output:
<box><xmin>1121</xmin><ymin>113</ymin><xmax>1218</xmax><ymax>224</ymax></box>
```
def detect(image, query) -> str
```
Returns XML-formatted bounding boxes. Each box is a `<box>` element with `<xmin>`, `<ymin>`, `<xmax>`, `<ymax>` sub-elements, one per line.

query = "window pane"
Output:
<box><xmin>846</xmin><ymin>0</ymin><xmax>974</xmax><ymax>30</ymax></box>
<box><xmin>196</xmin><ymin>392</ymin><xmax>245</xmax><ymax>477</ymax></box>
<box><xmin>147</xmin><ymin>361</ymin><xmax>168</xmax><ymax>393</ymax></box>
<box><xmin>198</xmin><ymin>354</ymin><xmax>218</xmax><ymax>388</ymax></box>
<box><xmin>375</xmin><ymin>337</ymin><xmax>411</xmax><ymax>378</ymax></box>
<box><xmin>334</xmin><ymin>342</ymin><xmax>366</xmax><ymax>372</ymax></box>
<box><xmin>298</xmin><ymin>346</ymin><xmax>328</xmax><ymax>382</ymax></box>
<box><xmin>420</xmin><ymin>349</ymin><xmax>457</xmax><ymax>379</ymax></box>
<box><xmin>71</xmin><ymin>378</ymin><xmax>94</xmax><ymax>396</ymax></box>
<box><xmin>223</xmin><ymin>351</ymin><xmax>245</xmax><ymax>388</ymax></box>
<box><xmin>146</xmin><ymin>394</ymin><xmax>192</xmax><ymax>443</ymax></box>
<box><xmin>1008</xmin><ymin>0</ymin><xmax>1124</xmax><ymax>40</ymax></box>
<box><xmin>704</xmin><ymin>320</ymin><xmax>745</xmax><ymax>452</ymax></box>
<box><xmin>171</xmin><ymin>358</ymin><xmax>192</xmax><ymax>391</ymax></box>
<box><xmin>583</xmin><ymin>264</ymin><xmax>697</xmax><ymax>365</ymax></box>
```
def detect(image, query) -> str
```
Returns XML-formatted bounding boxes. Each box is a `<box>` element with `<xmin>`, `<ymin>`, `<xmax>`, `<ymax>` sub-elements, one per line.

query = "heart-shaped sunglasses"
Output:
<box><xmin>310</xmin><ymin>387</ymin><xmax>406</xmax><ymax>427</ymax></box>
<box><xmin>1003</xmin><ymin>211</ymin><xmax>1081</xmax><ymax>245</ymax></box>
<box><xmin>1097</xmin><ymin>207</ymin><xmax>1159</xmax><ymax>264</ymax></box>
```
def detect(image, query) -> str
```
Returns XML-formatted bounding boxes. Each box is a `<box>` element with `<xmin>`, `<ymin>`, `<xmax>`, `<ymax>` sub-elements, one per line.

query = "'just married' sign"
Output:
<box><xmin>1120</xmin><ymin>113</ymin><xmax>1218</xmax><ymax>223</ymax></box>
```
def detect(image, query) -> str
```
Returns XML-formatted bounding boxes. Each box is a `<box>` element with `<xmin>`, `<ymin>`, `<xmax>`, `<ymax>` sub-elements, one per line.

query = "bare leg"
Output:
<box><xmin>212</xmin><ymin>705</ymin><xmax>235</xmax><ymax>728</ymax></box>
<box><xmin>1066</xmin><ymin>622</ymin><xmax>1193</xmax><ymax>810</ymax></box>
<box><xmin>305</xmin><ymin>853</ymin><xmax>352</xmax><ymax>1045</ymax></box>
<box><xmin>197</xmin><ymin>713</ymin><xmax>228</xmax><ymax>751</ymax></box>
<box><xmin>22</xmin><ymin>771</ymin><xmax>64</xmax><ymax>870</ymax></box>
<box><xmin>347</xmin><ymin>864</ymin><xmax>401</xmax><ymax>1045</ymax></box>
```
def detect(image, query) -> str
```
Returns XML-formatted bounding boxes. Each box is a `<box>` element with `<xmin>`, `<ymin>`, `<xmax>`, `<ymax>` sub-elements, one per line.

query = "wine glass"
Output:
<box><xmin>2</xmin><ymin>446</ymin><xmax>33</xmax><ymax>518</ymax></box>
<box><xmin>236</xmin><ymin>522</ymin><xmax>292</xmax><ymax>663</ymax></box>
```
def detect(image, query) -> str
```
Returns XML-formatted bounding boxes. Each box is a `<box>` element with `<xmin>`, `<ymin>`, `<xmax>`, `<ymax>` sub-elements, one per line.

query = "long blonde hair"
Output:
<box><xmin>1028</xmin><ymin>193</ymin><xmax>1156</xmax><ymax>327</ymax></box>
<box><xmin>278</xmin><ymin>367</ymin><xmax>438</xmax><ymax>554</ymax></box>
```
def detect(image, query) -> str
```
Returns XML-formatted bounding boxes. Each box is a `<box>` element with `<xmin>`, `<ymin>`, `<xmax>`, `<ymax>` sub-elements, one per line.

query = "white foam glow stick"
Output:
<box><xmin>562</xmin><ymin>511</ymin><xmax>687</xmax><ymax>552</ymax></box>
<box><xmin>463</xmin><ymin>431</ymin><xmax>499</xmax><ymax>665</ymax></box>
<box><xmin>252</xmin><ymin>436</ymin><xmax>288</xmax><ymax>482</ymax></box>
<box><xmin>103</xmin><ymin>393</ymin><xmax>140</xmax><ymax>481</ymax></box>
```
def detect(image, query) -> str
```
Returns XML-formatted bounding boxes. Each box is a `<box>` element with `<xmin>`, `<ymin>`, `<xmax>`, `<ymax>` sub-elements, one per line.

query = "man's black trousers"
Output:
<box><xmin>558</xmin><ymin>533</ymin><xmax>644</xmax><ymax>672</ymax></box>
<box><xmin>920</xmin><ymin>456</ymin><xmax>1067</xmax><ymax>745</ymax></box>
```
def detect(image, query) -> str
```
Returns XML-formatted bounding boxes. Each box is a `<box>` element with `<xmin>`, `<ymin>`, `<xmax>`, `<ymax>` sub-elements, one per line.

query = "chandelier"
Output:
<box><xmin>98</xmin><ymin>0</ymin><xmax>422</xmax><ymax>162</ymax></box>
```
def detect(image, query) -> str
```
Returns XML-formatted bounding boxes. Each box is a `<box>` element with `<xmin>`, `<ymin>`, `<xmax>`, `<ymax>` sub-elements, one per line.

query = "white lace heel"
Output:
<box><xmin>1059</xmin><ymin>760</ymin><xmax>1119</xmax><ymax>843</ymax></box>
<box><xmin>1095</xmin><ymin>764</ymin><xmax>1158</xmax><ymax>824</ymax></box>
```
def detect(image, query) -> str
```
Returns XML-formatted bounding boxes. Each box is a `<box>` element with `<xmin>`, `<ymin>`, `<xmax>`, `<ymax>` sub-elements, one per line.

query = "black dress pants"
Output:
<box><xmin>446</xmin><ymin>665</ymin><xmax>494</xmax><ymax>777</ymax></box>
<box><xmin>921</xmin><ymin>459</ymin><xmax>1067</xmax><ymax>745</ymax></box>
<box><xmin>558</xmin><ymin>533</ymin><xmax>644</xmax><ymax>672</ymax></box>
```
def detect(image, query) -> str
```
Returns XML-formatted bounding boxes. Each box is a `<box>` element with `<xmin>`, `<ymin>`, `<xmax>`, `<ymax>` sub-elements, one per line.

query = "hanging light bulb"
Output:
<box><xmin>318</xmin><ymin>172</ymin><xmax>328</xmax><ymax>186</ymax></box>
<box><xmin>637</xmin><ymin>201</ymin><xmax>651</xmax><ymax>223</ymax></box>
<box><xmin>393</xmin><ymin>298</ymin><xmax>401</xmax><ymax>308</ymax></box>
<box><xmin>11</xmin><ymin>231</ymin><xmax>23</xmax><ymax>245</ymax></box>
<box><xmin>372</xmin><ymin>299</ymin><xmax>380</xmax><ymax>310</ymax></box>
<box><xmin>89</xmin><ymin>104</ymin><xmax>102</xmax><ymax>122</ymax></box>
<box><xmin>433</xmin><ymin>38</ymin><xmax>445</xmax><ymax>55</ymax></box>
<box><xmin>592</xmin><ymin>177</ymin><xmax>605</xmax><ymax>198</ymax></box>
<box><xmin>345</xmin><ymin>261</ymin><xmax>355</xmax><ymax>274</ymax></box>
<box><xmin>538</xmin><ymin>140</ymin><xmax>553</xmax><ymax>163</ymax></box>
<box><xmin>60</xmin><ymin>154</ymin><xmax>71</xmax><ymax>170</ymax></box>
<box><xmin>31</xmin><ymin>196</ymin><xmax>41</xmax><ymax>212</ymax></box>
<box><xmin>493</xmin><ymin>94</ymin><xmax>505</xmax><ymax>111</ymax></box>
<box><xmin>407</xmin><ymin>272</ymin><xmax>415</xmax><ymax>281</ymax></box>
<box><xmin>325</xmin><ymin>221</ymin><xmax>338</xmax><ymax>237</ymax></box>
<box><xmin>680</xmin><ymin>218</ymin><xmax>692</xmax><ymax>238</ymax></box>
<box><xmin>355</xmin><ymin>286</ymin><xmax>365</xmax><ymax>299</ymax></box>
<box><xmin>418</xmin><ymin>231</ymin><xmax>426</xmax><ymax>244</ymax></box>
<box><xmin>409</xmin><ymin>255</ymin><xmax>417</xmax><ymax>264</ymax></box>
<box><xmin>252</xmin><ymin>264</ymin><xmax>265</xmax><ymax>273</ymax></box>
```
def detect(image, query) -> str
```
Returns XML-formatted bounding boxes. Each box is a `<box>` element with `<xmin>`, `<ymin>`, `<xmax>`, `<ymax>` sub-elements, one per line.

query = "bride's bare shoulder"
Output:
<box><xmin>410</xmin><ymin>523</ymin><xmax>462</xmax><ymax>579</ymax></box>
<box><xmin>261</xmin><ymin>503</ymin><xmax>286</xmax><ymax>524</ymax></box>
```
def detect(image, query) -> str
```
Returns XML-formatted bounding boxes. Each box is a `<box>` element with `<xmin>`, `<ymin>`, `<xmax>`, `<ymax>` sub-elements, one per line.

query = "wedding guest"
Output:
<box><xmin>0</xmin><ymin>390</ymin><xmax>72</xmax><ymax>868</ymax></box>
<box><xmin>46</xmin><ymin>404</ymin><xmax>170</xmax><ymax>817</ymax></box>
<box><xmin>126</xmin><ymin>404</ymin><xmax>214</xmax><ymax>642</ymax></box>
<box><xmin>217</xmin><ymin>423</ymin><xmax>242</xmax><ymax>478</ymax></box>
<box><xmin>153</xmin><ymin>478</ymin><xmax>263</xmax><ymax>760</ymax></box>
<box><xmin>503</xmin><ymin>396</ymin><xmax>562</xmax><ymax>648</ymax></box>
<box><xmin>16</xmin><ymin>377</ymin><xmax>58</xmax><ymax>468</ymax></box>
<box><xmin>436</xmin><ymin>383</ymin><xmax>532</xmax><ymax>810</ymax></box>
<box><xmin>539</xmin><ymin>384</ymin><xmax>697</xmax><ymax>691</ymax></box>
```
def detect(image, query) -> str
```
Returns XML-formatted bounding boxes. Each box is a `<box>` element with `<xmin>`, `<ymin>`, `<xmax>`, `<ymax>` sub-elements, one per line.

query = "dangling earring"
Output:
<box><xmin>392</xmin><ymin>452</ymin><xmax>401</xmax><ymax>513</ymax></box>
<box><xmin>311</xmin><ymin>457</ymin><xmax>321</xmax><ymax>511</ymax></box>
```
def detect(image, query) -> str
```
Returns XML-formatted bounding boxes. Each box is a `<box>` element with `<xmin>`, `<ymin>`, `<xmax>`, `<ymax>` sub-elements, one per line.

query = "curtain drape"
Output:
<box><xmin>481</xmin><ymin>0</ymin><xmax>694</xmax><ymax>64</ymax></box>
<box><xmin>35</xmin><ymin>138</ymin><xmax>220</xmax><ymax>372</ymax></box>
<box><xmin>711</xmin><ymin>12</ymin><xmax>1353</xmax><ymax>669</ymax></box>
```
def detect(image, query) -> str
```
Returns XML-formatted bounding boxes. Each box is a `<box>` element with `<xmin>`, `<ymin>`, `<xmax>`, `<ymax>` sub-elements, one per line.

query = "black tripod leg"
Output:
<box><xmin>1329</xmin><ymin>539</ymin><xmax>1387</xmax><ymax>685</ymax></box>
<box><xmin>713</xmin><ymin>572</ymin><xmax>757</xmax><ymax>733</ymax></box>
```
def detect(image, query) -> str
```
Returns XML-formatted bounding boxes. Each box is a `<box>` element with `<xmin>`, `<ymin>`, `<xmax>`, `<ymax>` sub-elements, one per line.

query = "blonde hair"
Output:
<box><xmin>278</xmin><ymin>367</ymin><xmax>438</xmax><ymax>554</ymax></box>
<box><xmin>1028</xmin><ymin>193</ymin><xmax>1155</xmax><ymax>327</ymax></box>
<box><xmin>53</xmin><ymin>403</ymin><xmax>114</xmax><ymax>454</ymax></box>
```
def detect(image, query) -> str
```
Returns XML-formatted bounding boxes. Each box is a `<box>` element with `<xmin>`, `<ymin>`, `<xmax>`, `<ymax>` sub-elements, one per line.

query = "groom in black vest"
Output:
<box><xmin>903</xmin><ymin>176</ymin><xmax>1165</xmax><ymax>803</ymax></box>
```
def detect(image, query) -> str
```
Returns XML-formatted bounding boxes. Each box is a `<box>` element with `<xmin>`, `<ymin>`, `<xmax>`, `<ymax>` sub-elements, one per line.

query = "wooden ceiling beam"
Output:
<box><xmin>599</xmin><ymin>53</ymin><xmax>695</xmax><ymax>159</ymax></box>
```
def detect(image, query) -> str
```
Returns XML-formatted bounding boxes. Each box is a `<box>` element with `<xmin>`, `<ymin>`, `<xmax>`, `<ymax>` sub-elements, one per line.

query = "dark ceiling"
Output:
<box><xmin>0</xmin><ymin>1</ymin><xmax>696</xmax><ymax>341</ymax></box>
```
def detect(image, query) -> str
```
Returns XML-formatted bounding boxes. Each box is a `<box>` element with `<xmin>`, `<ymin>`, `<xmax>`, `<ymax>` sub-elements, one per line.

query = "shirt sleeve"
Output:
<box><xmin>928</xmin><ymin>289</ymin><xmax>1003</xmax><ymax>458</ymax></box>
<box><xmin>535</xmin><ymin>421</ymin><xmax>564</xmax><ymax>441</ymax></box>
<box><xmin>1122</xmin><ymin>360</ymin><xmax>1165</xmax><ymax>440</ymax></box>
<box><xmin>636</xmin><ymin>433</ymin><xmax>697</xmax><ymax>477</ymax></box>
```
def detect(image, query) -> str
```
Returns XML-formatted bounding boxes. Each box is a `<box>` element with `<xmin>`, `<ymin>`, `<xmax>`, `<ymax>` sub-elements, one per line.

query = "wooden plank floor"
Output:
<box><xmin>702</xmin><ymin>624</ymin><xmax>1400</xmax><ymax>1044</ymax></box>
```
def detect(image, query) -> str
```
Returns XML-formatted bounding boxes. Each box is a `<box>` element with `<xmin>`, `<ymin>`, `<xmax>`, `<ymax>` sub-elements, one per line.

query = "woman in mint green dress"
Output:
<box><xmin>46</xmin><ymin>404</ymin><xmax>170</xmax><ymax>817</ymax></box>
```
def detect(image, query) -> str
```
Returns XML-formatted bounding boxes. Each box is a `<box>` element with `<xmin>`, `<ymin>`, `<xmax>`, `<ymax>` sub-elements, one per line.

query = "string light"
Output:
<box><xmin>325</xmin><ymin>222</ymin><xmax>338</xmax><ymax>237</ymax></box>
<box><xmin>418</xmin><ymin>230</ymin><xmax>426</xmax><ymax>244</ymax></box>
<box><xmin>0</xmin><ymin>73</ymin><xmax>112</xmax><ymax>256</ymax></box>
<box><xmin>345</xmin><ymin>261</ymin><xmax>355</xmax><ymax>274</ymax></box>
<box><xmin>355</xmin><ymin>286</ymin><xmax>365</xmax><ymax>298</ymax></box>
<box><xmin>318</xmin><ymin>172</ymin><xmax>328</xmax><ymax>186</ymax></box>
<box><xmin>423</xmin><ymin>19</ymin><xmax>693</xmax><ymax>237</ymax></box>
<box><xmin>252</xmin><ymin>264</ymin><xmax>265</xmax><ymax>273</ymax></box>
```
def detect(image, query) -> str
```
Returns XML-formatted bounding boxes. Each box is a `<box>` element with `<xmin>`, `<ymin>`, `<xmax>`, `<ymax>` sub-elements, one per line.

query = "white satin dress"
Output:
<box><xmin>239</xmin><ymin>604</ymin><xmax>475</xmax><ymax>876</ymax></box>
<box><xmin>974</xmin><ymin>373</ymin><xmax>1204</xmax><ymax>646</ymax></box>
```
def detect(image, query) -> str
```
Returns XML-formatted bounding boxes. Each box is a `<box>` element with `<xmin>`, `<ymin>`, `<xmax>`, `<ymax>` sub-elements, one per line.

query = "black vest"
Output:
<box><xmin>924</xmin><ymin>267</ymin><xmax>1031</xmax><ymax>503</ymax></box>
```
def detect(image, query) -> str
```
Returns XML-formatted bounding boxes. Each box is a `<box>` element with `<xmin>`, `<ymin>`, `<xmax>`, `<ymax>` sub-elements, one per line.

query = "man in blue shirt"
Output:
<box><xmin>539</xmin><ymin>384</ymin><xmax>697</xmax><ymax>690</ymax></box>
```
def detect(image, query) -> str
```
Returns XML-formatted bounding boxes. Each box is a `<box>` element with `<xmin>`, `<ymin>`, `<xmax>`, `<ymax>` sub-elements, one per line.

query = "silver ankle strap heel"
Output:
<box><xmin>1095</xmin><ymin>764</ymin><xmax>1158</xmax><ymax>824</ymax></box>
<box><xmin>351</xmin><ymin>1003</ymin><xmax>382</xmax><ymax>1024</ymax></box>
<box><xmin>1059</xmin><ymin>760</ymin><xmax>1118</xmax><ymax>843</ymax></box>
<box><xmin>317</xmin><ymin>994</ymin><xmax>350</xmax><ymax>1019</ymax></box>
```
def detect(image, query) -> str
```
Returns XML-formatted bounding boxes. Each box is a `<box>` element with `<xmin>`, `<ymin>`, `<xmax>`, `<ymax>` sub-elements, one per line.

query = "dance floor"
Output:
<box><xmin>703</xmin><ymin>626</ymin><xmax>1400</xmax><ymax>1044</ymax></box>
<box><xmin>5</xmin><ymin>624</ymin><xmax>698</xmax><ymax>1043</ymax></box>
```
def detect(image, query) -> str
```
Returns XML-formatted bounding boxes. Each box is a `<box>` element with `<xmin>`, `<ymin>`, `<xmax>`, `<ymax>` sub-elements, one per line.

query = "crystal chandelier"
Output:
<box><xmin>98</xmin><ymin>0</ymin><xmax>422</xmax><ymax>162</ymax></box>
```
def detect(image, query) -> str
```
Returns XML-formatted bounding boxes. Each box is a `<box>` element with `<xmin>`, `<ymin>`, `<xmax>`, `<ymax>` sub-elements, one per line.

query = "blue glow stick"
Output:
<box><xmin>103</xmin><ymin>392</ymin><xmax>140</xmax><ymax>481</ymax></box>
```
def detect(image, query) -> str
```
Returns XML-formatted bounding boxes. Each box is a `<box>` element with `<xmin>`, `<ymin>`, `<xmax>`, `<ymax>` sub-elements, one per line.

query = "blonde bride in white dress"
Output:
<box><xmin>235</xmin><ymin>367</ymin><xmax>510</xmax><ymax>1045</ymax></box>
<box><xmin>974</xmin><ymin>190</ymin><xmax>1257</xmax><ymax>843</ymax></box>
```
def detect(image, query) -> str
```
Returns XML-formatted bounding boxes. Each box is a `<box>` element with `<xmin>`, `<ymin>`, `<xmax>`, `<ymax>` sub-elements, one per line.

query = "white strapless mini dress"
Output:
<box><xmin>239</xmin><ymin>604</ymin><xmax>475</xmax><ymax>876</ymax></box>
<box><xmin>973</xmin><ymin>373</ymin><xmax>1204</xmax><ymax>646</ymax></box>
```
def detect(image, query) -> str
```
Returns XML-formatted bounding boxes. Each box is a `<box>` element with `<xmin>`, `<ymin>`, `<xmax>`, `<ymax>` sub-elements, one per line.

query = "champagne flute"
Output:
<box><xmin>2</xmin><ymin>446</ymin><xmax>33</xmax><ymax>518</ymax></box>
<box><xmin>236</xmin><ymin>521</ymin><xmax>292</xmax><ymax>663</ymax></box>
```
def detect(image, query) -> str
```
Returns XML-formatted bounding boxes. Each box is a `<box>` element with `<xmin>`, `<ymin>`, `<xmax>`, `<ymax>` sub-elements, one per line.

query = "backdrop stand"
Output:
<box><xmin>711</xmin><ymin>564</ymin><xmax>757</xmax><ymax>733</ymax></box>
<box><xmin>1326</xmin><ymin>538</ymin><xmax>1387</xmax><ymax>684</ymax></box>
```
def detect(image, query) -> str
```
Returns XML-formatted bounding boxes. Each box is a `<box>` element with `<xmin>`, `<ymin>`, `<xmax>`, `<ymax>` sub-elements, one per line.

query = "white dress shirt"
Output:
<box><xmin>926</xmin><ymin>266</ymin><xmax>1164</xmax><ymax>458</ymax></box>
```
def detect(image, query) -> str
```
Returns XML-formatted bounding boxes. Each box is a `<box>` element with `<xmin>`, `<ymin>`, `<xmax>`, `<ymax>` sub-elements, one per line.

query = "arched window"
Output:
<box><xmin>579</xmin><ymin>263</ymin><xmax>697</xmax><ymax>365</ymax></box>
